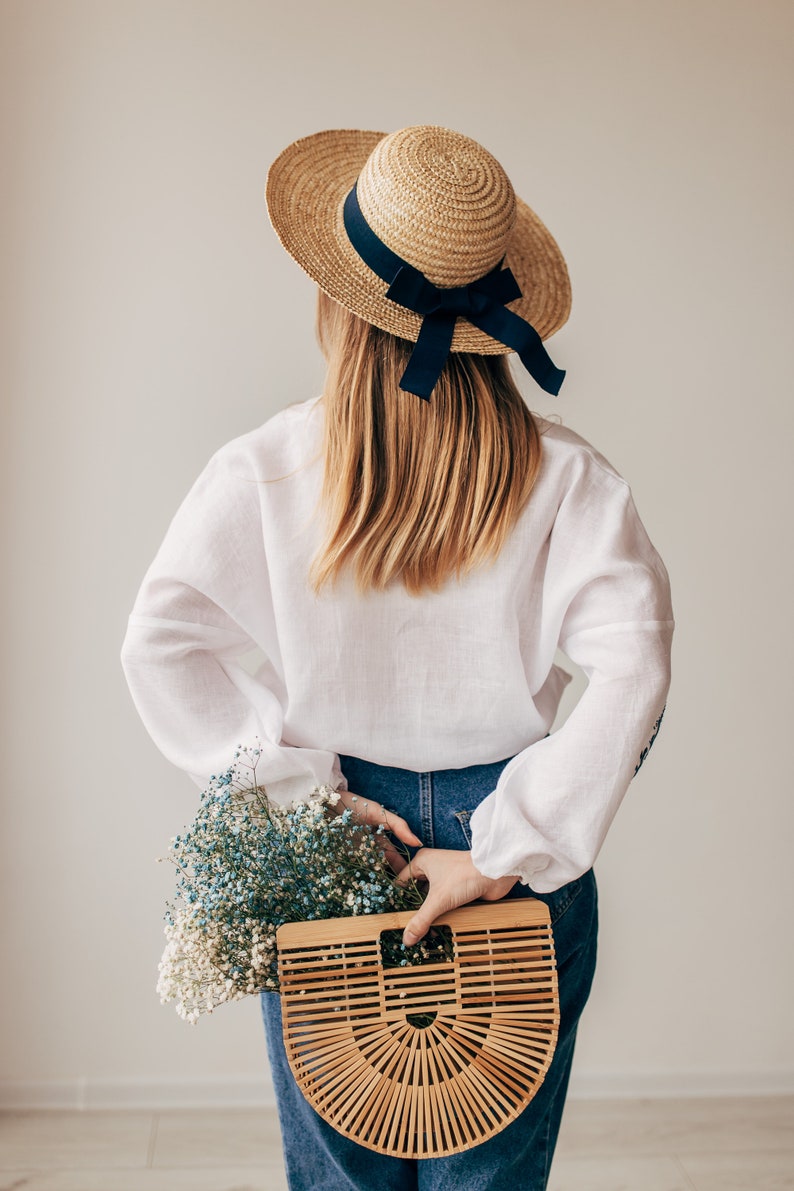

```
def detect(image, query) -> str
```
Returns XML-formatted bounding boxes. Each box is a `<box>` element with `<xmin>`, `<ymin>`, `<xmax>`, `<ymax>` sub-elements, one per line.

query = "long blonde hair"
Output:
<box><xmin>311</xmin><ymin>291</ymin><xmax>543</xmax><ymax>595</ymax></box>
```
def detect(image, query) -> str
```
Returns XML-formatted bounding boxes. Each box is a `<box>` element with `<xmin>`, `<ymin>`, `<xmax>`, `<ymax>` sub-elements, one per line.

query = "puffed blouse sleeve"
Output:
<box><xmin>468</xmin><ymin>456</ymin><xmax>674</xmax><ymax>893</ymax></box>
<box><xmin>119</xmin><ymin>442</ymin><xmax>346</xmax><ymax>803</ymax></box>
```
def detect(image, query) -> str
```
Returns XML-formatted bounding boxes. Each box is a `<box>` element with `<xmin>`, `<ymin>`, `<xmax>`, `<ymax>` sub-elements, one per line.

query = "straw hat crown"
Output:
<box><xmin>356</xmin><ymin>126</ymin><xmax>517</xmax><ymax>289</ymax></box>
<box><xmin>266</xmin><ymin>124</ymin><xmax>571</xmax><ymax>366</ymax></box>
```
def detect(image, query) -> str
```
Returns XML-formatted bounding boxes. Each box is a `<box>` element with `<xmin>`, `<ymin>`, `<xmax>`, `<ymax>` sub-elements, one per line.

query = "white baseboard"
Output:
<box><xmin>0</xmin><ymin>1075</ymin><xmax>277</xmax><ymax>1111</ymax></box>
<box><xmin>567</xmin><ymin>1070</ymin><xmax>794</xmax><ymax>1100</ymax></box>
<box><xmin>1</xmin><ymin>1071</ymin><xmax>792</xmax><ymax>1111</ymax></box>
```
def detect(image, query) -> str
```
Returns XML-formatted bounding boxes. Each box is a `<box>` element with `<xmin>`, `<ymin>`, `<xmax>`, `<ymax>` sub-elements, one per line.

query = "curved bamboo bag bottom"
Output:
<box><xmin>277</xmin><ymin>900</ymin><xmax>559</xmax><ymax>1158</ymax></box>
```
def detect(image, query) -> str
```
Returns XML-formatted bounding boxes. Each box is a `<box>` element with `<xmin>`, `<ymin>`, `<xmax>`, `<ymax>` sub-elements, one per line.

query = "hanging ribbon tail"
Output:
<box><xmin>398</xmin><ymin>310</ymin><xmax>457</xmax><ymax>400</ymax></box>
<box><xmin>471</xmin><ymin>304</ymin><xmax>566</xmax><ymax>397</ymax></box>
<box><xmin>518</xmin><ymin>340</ymin><xmax>566</xmax><ymax>397</ymax></box>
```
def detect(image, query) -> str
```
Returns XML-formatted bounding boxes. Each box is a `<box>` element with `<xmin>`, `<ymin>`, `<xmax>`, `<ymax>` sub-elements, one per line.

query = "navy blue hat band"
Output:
<box><xmin>342</xmin><ymin>184</ymin><xmax>565</xmax><ymax>401</ymax></box>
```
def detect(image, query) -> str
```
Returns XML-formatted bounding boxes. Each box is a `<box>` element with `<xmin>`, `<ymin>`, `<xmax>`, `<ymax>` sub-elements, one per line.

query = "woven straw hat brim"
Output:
<box><xmin>266</xmin><ymin>129</ymin><xmax>571</xmax><ymax>355</ymax></box>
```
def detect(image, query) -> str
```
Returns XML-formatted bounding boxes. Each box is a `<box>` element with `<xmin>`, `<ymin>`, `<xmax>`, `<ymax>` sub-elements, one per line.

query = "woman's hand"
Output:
<box><xmin>393</xmin><ymin>849</ymin><xmax>518</xmax><ymax>945</ymax></box>
<box><xmin>333</xmin><ymin>790</ymin><xmax>423</xmax><ymax>871</ymax></box>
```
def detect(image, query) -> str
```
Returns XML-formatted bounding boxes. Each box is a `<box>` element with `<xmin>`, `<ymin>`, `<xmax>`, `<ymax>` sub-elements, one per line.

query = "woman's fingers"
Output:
<box><xmin>381</xmin><ymin>837</ymin><xmax>413</xmax><ymax>873</ymax></box>
<box><xmin>334</xmin><ymin>791</ymin><xmax>422</xmax><ymax>872</ymax></box>
<box><xmin>338</xmin><ymin>792</ymin><xmax>422</xmax><ymax>847</ymax></box>
<box><xmin>336</xmin><ymin>800</ymin><xmax>517</xmax><ymax>946</ymax></box>
<box><xmin>394</xmin><ymin>849</ymin><xmax>519</xmax><ymax>945</ymax></box>
<box><xmin>403</xmin><ymin>886</ymin><xmax>456</xmax><ymax>946</ymax></box>
<box><xmin>383</xmin><ymin>809</ymin><xmax>423</xmax><ymax>848</ymax></box>
<box><xmin>393</xmin><ymin>850</ymin><xmax>427</xmax><ymax>888</ymax></box>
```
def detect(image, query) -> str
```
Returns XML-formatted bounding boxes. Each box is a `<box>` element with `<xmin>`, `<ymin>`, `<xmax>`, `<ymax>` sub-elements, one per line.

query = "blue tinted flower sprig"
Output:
<box><xmin>156</xmin><ymin>744</ymin><xmax>443</xmax><ymax>1024</ymax></box>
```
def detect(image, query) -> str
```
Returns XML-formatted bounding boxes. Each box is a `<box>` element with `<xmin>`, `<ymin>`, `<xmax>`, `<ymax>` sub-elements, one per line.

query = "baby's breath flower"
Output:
<box><xmin>157</xmin><ymin>741</ymin><xmax>428</xmax><ymax>1023</ymax></box>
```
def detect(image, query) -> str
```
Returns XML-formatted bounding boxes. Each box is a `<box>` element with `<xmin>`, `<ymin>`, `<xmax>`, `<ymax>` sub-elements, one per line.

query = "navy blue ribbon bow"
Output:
<box><xmin>343</xmin><ymin>185</ymin><xmax>565</xmax><ymax>400</ymax></box>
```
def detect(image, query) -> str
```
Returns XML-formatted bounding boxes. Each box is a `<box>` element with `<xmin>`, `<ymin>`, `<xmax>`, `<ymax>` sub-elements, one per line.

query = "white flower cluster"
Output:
<box><xmin>155</xmin><ymin>745</ymin><xmax>426</xmax><ymax>1025</ymax></box>
<box><xmin>156</xmin><ymin>910</ymin><xmax>278</xmax><ymax>1025</ymax></box>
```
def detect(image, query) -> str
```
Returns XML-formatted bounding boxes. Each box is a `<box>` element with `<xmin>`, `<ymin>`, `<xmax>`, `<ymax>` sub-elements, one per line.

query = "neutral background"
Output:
<box><xmin>1</xmin><ymin>0</ymin><xmax>792</xmax><ymax>1109</ymax></box>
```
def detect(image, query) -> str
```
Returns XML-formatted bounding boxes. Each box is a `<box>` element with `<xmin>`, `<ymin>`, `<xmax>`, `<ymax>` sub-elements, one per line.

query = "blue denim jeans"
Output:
<box><xmin>259</xmin><ymin>754</ymin><xmax>598</xmax><ymax>1191</ymax></box>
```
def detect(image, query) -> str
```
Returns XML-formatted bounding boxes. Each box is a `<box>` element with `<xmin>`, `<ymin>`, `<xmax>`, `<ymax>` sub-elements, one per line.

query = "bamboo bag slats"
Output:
<box><xmin>277</xmin><ymin>899</ymin><xmax>559</xmax><ymax>1157</ymax></box>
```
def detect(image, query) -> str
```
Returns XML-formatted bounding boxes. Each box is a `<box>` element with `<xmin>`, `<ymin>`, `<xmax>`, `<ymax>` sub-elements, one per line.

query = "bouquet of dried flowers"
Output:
<box><xmin>157</xmin><ymin>744</ymin><xmax>441</xmax><ymax>1024</ymax></box>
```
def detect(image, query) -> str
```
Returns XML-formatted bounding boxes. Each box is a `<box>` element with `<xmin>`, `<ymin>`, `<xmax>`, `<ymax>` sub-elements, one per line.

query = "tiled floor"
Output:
<box><xmin>0</xmin><ymin>1097</ymin><xmax>792</xmax><ymax>1190</ymax></box>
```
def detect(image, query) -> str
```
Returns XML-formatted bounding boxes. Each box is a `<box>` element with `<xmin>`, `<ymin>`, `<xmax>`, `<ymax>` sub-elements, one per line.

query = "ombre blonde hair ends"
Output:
<box><xmin>311</xmin><ymin>292</ymin><xmax>542</xmax><ymax>596</ymax></box>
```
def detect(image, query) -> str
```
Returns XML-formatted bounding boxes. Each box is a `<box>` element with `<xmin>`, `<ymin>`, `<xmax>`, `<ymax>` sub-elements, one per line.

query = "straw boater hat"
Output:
<box><xmin>266</xmin><ymin>125</ymin><xmax>571</xmax><ymax>400</ymax></box>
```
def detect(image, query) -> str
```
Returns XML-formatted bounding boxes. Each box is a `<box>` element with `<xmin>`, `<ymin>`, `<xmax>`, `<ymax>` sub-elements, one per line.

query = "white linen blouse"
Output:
<box><xmin>121</xmin><ymin>396</ymin><xmax>673</xmax><ymax>893</ymax></box>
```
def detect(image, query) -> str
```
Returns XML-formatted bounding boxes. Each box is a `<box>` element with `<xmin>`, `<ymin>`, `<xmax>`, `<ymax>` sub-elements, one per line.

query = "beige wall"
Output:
<box><xmin>2</xmin><ymin>0</ymin><xmax>792</xmax><ymax>1106</ymax></box>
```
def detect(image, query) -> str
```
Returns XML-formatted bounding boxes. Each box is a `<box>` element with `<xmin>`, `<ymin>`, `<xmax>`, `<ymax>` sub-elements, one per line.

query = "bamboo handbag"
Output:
<box><xmin>277</xmin><ymin>899</ymin><xmax>559</xmax><ymax>1158</ymax></box>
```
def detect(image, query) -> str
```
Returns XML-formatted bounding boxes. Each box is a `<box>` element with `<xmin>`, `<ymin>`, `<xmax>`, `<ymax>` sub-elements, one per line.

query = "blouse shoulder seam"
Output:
<box><xmin>539</xmin><ymin>421</ymin><xmax>630</xmax><ymax>490</ymax></box>
<box><xmin>126</xmin><ymin>612</ymin><xmax>233</xmax><ymax>632</ymax></box>
<box><xmin>208</xmin><ymin>398</ymin><xmax>323</xmax><ymax>483</ymax></box>
<box><xmin>561</xmin><ymin>617</ymin><xmax>676</xmax><ymax>648</ymax></box>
